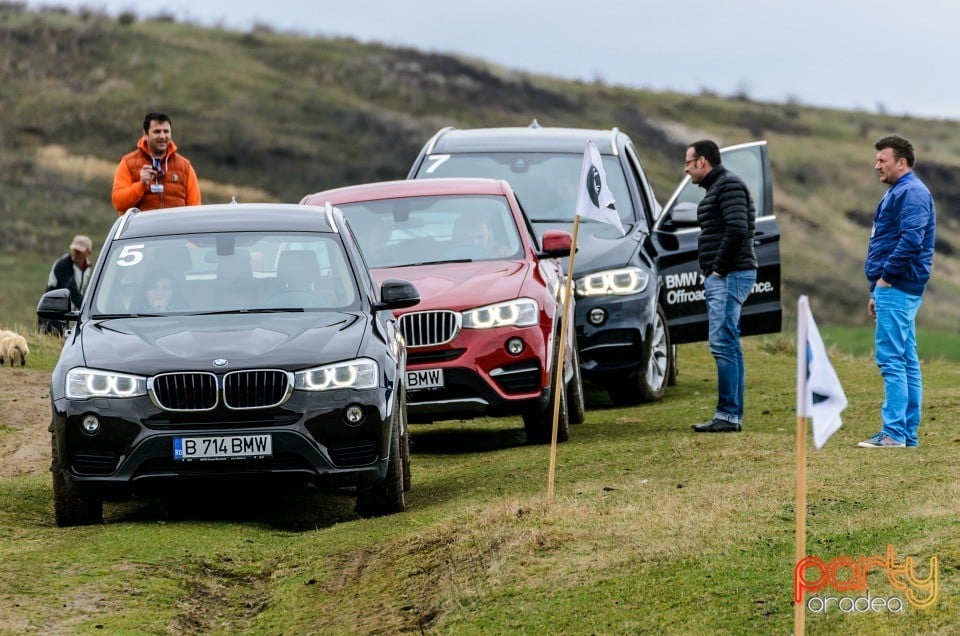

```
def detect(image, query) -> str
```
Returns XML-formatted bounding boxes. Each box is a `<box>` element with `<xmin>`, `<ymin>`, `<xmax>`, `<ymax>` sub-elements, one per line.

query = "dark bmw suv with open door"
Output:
<box><xmin>408</xmin><ymin>124</ymin><xmax>781</xmax><ymax>405</ymax></box>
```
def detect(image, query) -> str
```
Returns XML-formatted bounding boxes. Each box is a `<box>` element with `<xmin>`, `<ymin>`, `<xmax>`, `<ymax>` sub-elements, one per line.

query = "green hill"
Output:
<box><xmin>2</xmin><ymin>5</ymin><xmax>959</xmax><ymax>331</ymax></box>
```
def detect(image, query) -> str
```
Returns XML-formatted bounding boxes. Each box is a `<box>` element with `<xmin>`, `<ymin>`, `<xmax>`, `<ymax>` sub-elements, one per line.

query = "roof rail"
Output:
<box><xmin>424</xmin><ymin>126</ymin><xmax>456</xmax><ymax>155</ymax></box>
<box><xmin>610</xmin><ymin>127</ymin><xmax>620</xmax><ymax>156</ymax></box>
<box><xmin>324</xmin><ymin>201</ymin><xmax>338</xmax><ymax>233</ymax></box>
<box><xmin>114</xmin><ymin>207</ymin><xmax>140</xmax><ymax>239</ymax></box>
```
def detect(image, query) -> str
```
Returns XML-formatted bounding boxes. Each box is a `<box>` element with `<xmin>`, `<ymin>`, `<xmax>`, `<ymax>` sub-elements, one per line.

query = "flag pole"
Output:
<box><xmin>547</xmin><ymin>215</ymin><xmax>580</xmax><ymax>503</ymax></box>
<box><xmin>795</xmin><ymin>417</ymin><xmax>807</xmax><ymax>634</ymax></box>
<box><xmin>795</xmin><ymin>297</ymin><xmax>809</xmax><ymax>636</ymax></box>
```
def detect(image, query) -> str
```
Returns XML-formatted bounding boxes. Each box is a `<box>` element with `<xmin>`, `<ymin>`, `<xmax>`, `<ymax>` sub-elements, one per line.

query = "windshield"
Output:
<box><xmin>415</xmin><ymin>152</ymin><xmax>636</xmax><ymax>229</ymax></box>
<box><xmin>90</xmin><ymin>232</ymin><xmax>359</xmax><ymax>316</ymax></box>
<box><xmin>335</xmin><ymin>195</ymin><xmax>523</xmax><ymax>268</ymax></box>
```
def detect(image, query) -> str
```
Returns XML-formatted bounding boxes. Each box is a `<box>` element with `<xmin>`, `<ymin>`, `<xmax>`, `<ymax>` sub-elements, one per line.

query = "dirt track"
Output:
<box><xmin>0</xmin><ymin>369</ymin><xmax>50</xmax><ymax>478</ymax></box>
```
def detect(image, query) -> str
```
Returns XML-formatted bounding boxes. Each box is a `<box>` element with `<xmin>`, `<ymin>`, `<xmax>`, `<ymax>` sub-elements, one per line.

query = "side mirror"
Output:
<box><xmin>37</xmin><ymin>288</ymin><xmax>78</xmax><ymax>321</ymax></box>
<box><xmin>377</xmin><ymin>279</ymin><xmax>420</xmax><ymax>310</ymax></box>
<box><xmin>670</xmin><ymin>202</ymin><xmax>699</xmax><ymax>226</ymax></box>
<box><xmin>539</xmin><ymin>230</ymin><xmax>574</xmax><ymax>258</ymax></box>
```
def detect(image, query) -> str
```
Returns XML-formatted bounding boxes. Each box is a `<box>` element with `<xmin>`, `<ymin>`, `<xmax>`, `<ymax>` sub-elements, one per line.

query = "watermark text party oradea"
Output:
<box><xmin>795</xmin><ymin>545</ymin><xmax>938</xmax><ymax>614</ymax></box>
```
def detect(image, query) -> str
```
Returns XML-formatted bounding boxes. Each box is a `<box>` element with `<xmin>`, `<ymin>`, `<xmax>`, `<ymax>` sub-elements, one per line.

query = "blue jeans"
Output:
<box><xmin>704</xmin><ymin>270</ymin><xmax>756</xmax><ymax>424</ymax></box>
<box><xmin>873</xmin><ymin>285</ymin><xmax>923</xmax><ymax>446</ymax></box>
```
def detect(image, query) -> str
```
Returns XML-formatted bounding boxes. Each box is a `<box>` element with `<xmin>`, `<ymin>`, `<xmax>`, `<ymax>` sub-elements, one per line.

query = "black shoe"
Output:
<box><xmin>692</xmin><ymin>419</ymin><xmax>741</xmax><ymax>433</ymax></box>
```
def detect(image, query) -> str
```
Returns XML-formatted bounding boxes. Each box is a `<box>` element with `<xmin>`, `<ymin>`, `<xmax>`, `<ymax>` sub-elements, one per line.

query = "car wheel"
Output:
<box><xmin>523</xmin><ymin>345</ymin><xmax>570</xmax><ymax>444</ymax></box>
<box><xmin>399</xmin><ymin>387</ymin><xmax>412</xmax><ymax>493</ymax></box>
<box><xmin>567</xmin><ymin>342</ymin><xmax>586</xmax><ymax>425</ymax></box>
<box><xmin>607</xmin><ymin>303</ymin><xmax>671</xmax><ymax>405</ymax></box>
<box><xmin>51</xmin><ymin>429</ymin><xmax>103</xmax><ymax>527</ymax></box>
<box><xmin>355</xmin><ymin>403</ymin><xmax>406</xmax><ymax>518</ymax></box>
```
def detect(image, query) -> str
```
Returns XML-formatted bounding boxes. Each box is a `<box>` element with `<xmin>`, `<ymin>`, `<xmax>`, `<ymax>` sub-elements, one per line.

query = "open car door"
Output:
<box><xmin>653</xmin><ymin>141</ymin><xmax>781</xmax><ymax>344</ymax></box>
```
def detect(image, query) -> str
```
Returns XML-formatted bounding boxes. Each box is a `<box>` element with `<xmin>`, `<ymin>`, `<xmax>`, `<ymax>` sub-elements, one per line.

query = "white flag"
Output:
<box><xmin>797</xmin><ymin>296</ymin><xmax>848</xmax><ymax>448</ymax></box>
<box><xmin>575</xmin><ymin>141</ymin><xmax>624</xmax><ymax>235</ymax></box>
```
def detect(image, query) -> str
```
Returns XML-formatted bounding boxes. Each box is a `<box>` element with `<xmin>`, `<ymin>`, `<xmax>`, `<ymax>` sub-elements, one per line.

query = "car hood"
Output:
<box><xmin>79</xmin><ymin>312</ymin><xmax>366</xmax><ymax>375</ymax></box>
<box><xmin>534</xmin><ymin>221</ymin><xmax>638</xmax><ymax>275</ymax></box>
<box><xmin>372</xmin><ymin>261</ymin><xmax>529</xmax><ymax>311</ymax></box>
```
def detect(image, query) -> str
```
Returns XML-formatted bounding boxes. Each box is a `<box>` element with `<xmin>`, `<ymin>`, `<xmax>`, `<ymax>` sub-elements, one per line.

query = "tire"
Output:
<box><xmin>523</xmin><ymin>344</ymin><xmax>570</xmax><ymax>444</ymax></box>
<box><xmin>51</xmin><ymin>429</ymin><xmax>103</xmax><ymax>527</ymax></box>
<box><xmin>399</xmin><ymin>387</ymin><xmax>412</xmax><ymax>493</ymax></box>
<box><xmin>567</xmin><ymin>343</ymin><xmax>586</xmax><ymax>425</ymax></box>
<box><xmin>607</xmin><ymin>303</ymin><xmax>672</xmax><ymax>405</ymax></box>
<box><xmin>355</xmin><ymin>402</ymin><xmax>406</xmax><ymax>518</ymax></box>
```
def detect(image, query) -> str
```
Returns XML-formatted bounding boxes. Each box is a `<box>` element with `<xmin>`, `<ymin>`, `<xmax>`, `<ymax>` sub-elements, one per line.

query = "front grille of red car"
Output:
<box><xmin>399</xmin><ymin>310</ymin><xmax>460</xmax><ymax>347</ymax></box>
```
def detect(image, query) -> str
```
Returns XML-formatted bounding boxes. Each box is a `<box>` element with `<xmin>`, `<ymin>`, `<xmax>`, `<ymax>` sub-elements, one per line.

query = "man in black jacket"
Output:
<box><xmin>38</xmin><ymin>235</ymin><xmax>93</xmax><ymax>335</ymax></box>
<box><xmin>684</xmin><ymin>140</ymin><xmax>758</xmax><ymax>433</ymax></box>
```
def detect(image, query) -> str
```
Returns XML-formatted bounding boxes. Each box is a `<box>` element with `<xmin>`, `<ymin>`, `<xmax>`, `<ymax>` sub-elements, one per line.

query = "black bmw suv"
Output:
<box><xmin>409</xmin><ymin>123</ymin><xmax>782</xmax><ymax>404</ymax></box>
<box><xmin>38</xmin><ymin>203</ymin><xmax>419</xmax><ymax>525</ymax></box>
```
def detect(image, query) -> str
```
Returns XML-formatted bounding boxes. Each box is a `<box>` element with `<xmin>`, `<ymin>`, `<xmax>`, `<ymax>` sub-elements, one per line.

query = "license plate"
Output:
<box><xmin>173</xmin><ymin>434</ymin><xmax>272</xmax><ymax>461</ymax></box>
<box><xmin>407</xmin><ymin>368</ymin><xmax>444</xmax><ymax>391</ymax></box>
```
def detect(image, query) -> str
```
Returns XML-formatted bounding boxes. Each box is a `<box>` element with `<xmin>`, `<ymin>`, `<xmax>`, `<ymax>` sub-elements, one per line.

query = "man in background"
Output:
<box><xmin>859</xmin><ymin>135</ymin><xmax>936</xmax><ymax>448</ymax></box>
<box><xmin>684</xmin><ymin>140</ymin><xmax>758</xmax><ymax>433</ymax></box>
<box><xmin>38</xmin><ymin>235</ymin><xmax>93</xmax><ymax>335</ymax></box>
<box><xmin>111</xmin><ymin>112</ymin><xmax>201</xmax><ymax>215</ymax></box>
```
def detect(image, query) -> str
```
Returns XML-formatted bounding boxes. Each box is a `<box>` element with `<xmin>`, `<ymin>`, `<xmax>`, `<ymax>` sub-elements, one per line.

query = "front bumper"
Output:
<box><xmin>403</xmin><ymin>325</ymin><xmax>549</xmax><ymax>422</ymax></box>
<box><xmin>574</xmin><ymin>291</ymin><xmax>656</xmax><ymax>380</ymax></box>
<box><xmin>52</xmin><ymin>388</ymin><xmax>393</xmax><ymax>500</ymax></box>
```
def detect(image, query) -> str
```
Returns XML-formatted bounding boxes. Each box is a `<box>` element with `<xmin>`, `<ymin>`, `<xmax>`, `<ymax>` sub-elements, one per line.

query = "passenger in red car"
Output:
<box><xmin>451</xmin><ymin>216</ymin><xmax>510</xmax><ymax>258</ymax></box>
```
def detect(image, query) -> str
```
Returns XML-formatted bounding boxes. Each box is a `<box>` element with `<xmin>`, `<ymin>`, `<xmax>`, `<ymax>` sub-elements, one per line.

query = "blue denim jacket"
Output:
<box><xmin>864</xmin><ymin>172</ymin><xmax>936</xmax><ymax>295</ymax></box>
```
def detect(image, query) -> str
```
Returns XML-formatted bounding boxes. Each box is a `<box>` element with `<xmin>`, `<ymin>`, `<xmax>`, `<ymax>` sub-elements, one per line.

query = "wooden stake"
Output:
<box><xmin>547</xmin><ymin>216</ymin><xmax>580</xmax><ymax>503</ymax></box>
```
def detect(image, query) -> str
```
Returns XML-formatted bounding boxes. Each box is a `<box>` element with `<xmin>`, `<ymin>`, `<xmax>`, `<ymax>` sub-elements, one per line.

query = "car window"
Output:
<box><xmin>671</xmin><ymin>145</ymin><xmax>767</xmax><ymax>217</ymax></box>
<box><xmin>415</xmin><ymin>152</ymin><xmax>637</xmax><ymax>229</ymax></box>
<box><xmin>91</xmin><ymin>232</ymin><xmax>359</xmax><ymax>315</ymax></box>
<box><xmin>335</xmin><ymin>195</ymin><xmax>523</xmax><ymax>268</ymax></box>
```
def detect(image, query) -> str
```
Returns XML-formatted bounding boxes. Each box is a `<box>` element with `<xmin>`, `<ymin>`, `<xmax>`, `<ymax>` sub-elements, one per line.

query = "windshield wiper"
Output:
<box><xmin>192</xmin><ymin>307</ymin><xmax>305</xmax><ymax>316</ymax></box>
<box><xmin>404</xmin><ymin>258</ymin><xmax>473</xmax><ymax>266</ymax></box>
<box><xmin>91</xmin><ymin>313</ymin><xmax>161</xmax><ymax>319</ymax></box>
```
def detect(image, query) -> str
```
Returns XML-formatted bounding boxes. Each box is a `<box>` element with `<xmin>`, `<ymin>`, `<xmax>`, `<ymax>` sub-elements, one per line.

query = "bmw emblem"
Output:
<box><xmin>213</xmin><ymin>359</ymin><xmax>228</xmax><ymax>367</ymax></box>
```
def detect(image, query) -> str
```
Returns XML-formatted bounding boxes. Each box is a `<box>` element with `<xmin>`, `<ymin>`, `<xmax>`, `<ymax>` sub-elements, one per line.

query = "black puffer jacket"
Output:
<box><xmin>696</xmin><ymin>165</ymin><xmax>758</xmax><ymax>276</ymax></box>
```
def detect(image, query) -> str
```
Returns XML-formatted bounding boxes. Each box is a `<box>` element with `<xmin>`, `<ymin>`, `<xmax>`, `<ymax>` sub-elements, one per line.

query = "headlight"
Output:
<box><xmin>462</xmin><ymin>298</ymin><xmax>539</xmax><ymax>329</ymax></box>
<box><xmin>295</xmin><ymin>358</ymin><xmax>379</xmax><ymax>391</ymax></box>
<box><xmin>575</xmin><ymin>267</ymin><xmax>649</xmax><ymax>296</ymax></box>
<box><xmin>66</xmin><ymin>368</ymin><xmax>147</xmax><ymax>399</ymax></box>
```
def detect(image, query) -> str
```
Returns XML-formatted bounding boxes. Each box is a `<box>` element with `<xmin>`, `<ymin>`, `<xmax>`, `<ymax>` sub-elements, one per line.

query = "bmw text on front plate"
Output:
<box><xmin>173</xmin><ymin>434</ymin><xmax>272</xmax><ymax>461</ymax></box>
<box><xmin>406</xmin><ymin>368</ymin><xmax>443</xmax><ymax>390</ymax></box>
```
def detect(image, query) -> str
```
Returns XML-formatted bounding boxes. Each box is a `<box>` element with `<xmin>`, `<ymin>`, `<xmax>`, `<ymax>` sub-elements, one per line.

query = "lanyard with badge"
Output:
<box><xmin>151</xmin><ymin>157</ymin><xmax>165</xmax><ymax>193</ymax></box>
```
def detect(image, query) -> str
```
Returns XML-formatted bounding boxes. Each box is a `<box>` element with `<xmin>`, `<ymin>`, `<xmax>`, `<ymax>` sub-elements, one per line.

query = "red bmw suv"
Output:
<box><xmin>302</xmin><ymin>178</ymin><xmax>583</xmax><ymax>443</ymax></box>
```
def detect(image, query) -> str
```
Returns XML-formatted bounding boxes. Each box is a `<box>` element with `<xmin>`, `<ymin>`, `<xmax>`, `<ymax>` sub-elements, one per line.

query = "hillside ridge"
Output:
<box><xmin>2</xmin><ymin>5</ymin><xmax>959</xmax><ymax>330</ymax></box>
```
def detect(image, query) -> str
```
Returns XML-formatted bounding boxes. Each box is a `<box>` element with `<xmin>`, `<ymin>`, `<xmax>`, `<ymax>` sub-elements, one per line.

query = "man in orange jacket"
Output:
<box><xmin>112</xmin><ymin>112</ymin><xmax>201</xmax><ymax>215</ymax></box>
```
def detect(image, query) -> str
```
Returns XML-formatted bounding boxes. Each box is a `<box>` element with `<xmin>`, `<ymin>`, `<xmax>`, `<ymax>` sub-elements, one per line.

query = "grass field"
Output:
<box><xmin>822</xmin><ymin>325</ymin><xmax>960</xmax><ymax>363</ymax></box>
<box><xmin>1</xmin><ymin>335</ymin><xmax>957</xmax><ymax>634</ymax></box>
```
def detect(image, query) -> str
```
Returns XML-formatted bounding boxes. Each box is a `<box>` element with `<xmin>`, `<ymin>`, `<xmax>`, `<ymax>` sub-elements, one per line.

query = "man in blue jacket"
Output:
<box><xmin>859</xmin><ymin>135</ymin><xmax>936</xmax><ymax>448</ymax></box>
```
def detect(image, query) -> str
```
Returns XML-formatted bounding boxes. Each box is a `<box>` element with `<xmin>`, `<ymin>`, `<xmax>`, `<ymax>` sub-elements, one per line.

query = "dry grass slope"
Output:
<box><xmin>2</xmin><ymin>4</ymin><xmax>960</xmax><ymax>334</ymax></box>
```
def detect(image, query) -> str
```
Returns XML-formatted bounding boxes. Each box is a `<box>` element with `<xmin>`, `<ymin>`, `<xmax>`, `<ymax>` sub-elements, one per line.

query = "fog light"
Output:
<box><xmin>505</xmin><ymin>337</ymin><xmax>525</xmax><ymax>355</ymax></box>
<box><xmin>81</xmin><ymin>414</ymin><xmax>101</xmax><ymax>435</ymax></box>
<box><xmin>588</xmin><ymin>308</ymin><xmax>606</xmax><ymax>325</ymax></box>
<box><xmin>345</xmin><ymin>405</ymin><xmax>364</xmax><ymax>425</ymax></box>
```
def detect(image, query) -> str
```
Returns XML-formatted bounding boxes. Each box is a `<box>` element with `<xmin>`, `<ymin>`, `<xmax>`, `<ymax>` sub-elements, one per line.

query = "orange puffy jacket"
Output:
<box><xmin>112</xmin><ymin>138</ymin><xmax>201</xmax><ymax>215</ymax></box>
